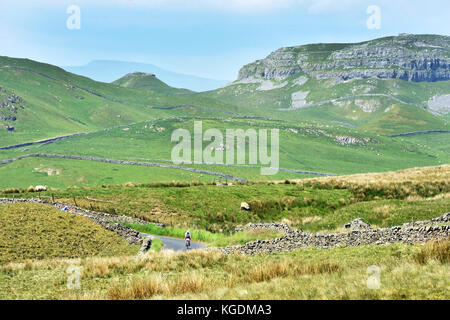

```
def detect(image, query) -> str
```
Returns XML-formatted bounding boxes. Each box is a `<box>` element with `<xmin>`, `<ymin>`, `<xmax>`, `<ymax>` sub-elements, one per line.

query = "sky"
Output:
<box><xmin>0</xmin><ymin>0</ymin><xmax>449</xmax><ymax>80</ymax></box>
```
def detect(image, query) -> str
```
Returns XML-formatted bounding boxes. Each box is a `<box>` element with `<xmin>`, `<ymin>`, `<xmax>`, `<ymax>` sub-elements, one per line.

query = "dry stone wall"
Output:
<box><xmin>221</xmin><ymin>213</ymin><xmax>450</xmax><ymax>255</ymax></box>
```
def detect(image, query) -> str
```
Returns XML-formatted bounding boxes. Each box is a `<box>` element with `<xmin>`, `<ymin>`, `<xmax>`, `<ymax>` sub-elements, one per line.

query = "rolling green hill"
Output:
<box><xmin>0</xmin><ymin>56</ymin><xmax>249</xmax><ymax>146</ymax></box>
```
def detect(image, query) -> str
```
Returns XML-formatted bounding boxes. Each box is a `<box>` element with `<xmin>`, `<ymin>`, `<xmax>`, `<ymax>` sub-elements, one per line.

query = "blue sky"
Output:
<box><xmin>0</xmin><ymin>0</ymin><xmax>449</xmax><ymax>80</ymax></box>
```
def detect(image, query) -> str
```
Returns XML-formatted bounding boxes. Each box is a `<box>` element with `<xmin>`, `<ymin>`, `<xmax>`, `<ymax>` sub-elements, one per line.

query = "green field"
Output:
<box><xmin>1</xmin><ymin>116</ymin><xmax>448</xmax><ymax>189</ymax></box>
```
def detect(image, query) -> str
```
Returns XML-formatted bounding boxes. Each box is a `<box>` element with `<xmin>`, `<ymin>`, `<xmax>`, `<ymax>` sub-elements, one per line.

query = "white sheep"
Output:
<box><xmin>35</xmin><ymin>185</ymin><xmax>48</xmax><ymax>192</ymax></box>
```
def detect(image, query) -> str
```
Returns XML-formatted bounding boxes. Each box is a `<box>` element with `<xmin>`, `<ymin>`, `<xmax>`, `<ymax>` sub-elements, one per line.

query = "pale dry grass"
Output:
<box><xmin>302</xmin><ymin>216</ymin><xmax>322</xmax><ymax>224</ymax></box>
<box><xmin>292</xmin><ymin>165</ymin><xmax>450</xmax><ymax>186</ymax></box>
<box><xmin>406</xmin><ymin>192</ymin><xmax>450</xmax><ymax>202</ymax></box>
<box><xmin>285</xmin><ymin>165</ymin><xmax>450</xmax><ymax>200</ymax></box>
<box><xmin>373</xmin><ymin>204</ymin><xmax>398</xmax><ymax>217</ymax></box>
<box><xmin>2</xmin><ymin>243</ymin><xmax>449</xmax><ymax>300</ymax></box>
<box><xmin>104</xmin><ymin>257</ymin><xmax>340</xmax><ymax>300</ymax></box>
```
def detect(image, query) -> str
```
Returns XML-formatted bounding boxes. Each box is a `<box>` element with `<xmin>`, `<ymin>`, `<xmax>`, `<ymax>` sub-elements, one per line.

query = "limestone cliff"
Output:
<box><xmin>237</xmin><ymin>34</ymin><xmax>450</xmax><ymax>83</ymax></box>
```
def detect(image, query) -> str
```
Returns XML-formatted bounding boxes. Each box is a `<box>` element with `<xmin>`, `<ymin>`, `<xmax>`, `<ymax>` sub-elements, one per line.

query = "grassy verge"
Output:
<box><xmin>125</xmin><ymin>223</ymin><xmax>284</xmax><ymax>247</ymax></box>
<box><xmin>123</xmin><ymin>222</ymin><xmax>224</xmax><ymax>243</ymax></box>
<box><xmin>150</xmin><ymin>238</ymin><xmax>163</xmax><ymax>252</ymax></box>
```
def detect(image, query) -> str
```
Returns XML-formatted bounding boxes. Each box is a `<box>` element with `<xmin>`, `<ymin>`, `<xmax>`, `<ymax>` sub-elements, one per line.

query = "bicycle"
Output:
<box><xmin>185</xmin><ymin>238</ymin><xmax>191</xmax><ymax>250</ymax></box>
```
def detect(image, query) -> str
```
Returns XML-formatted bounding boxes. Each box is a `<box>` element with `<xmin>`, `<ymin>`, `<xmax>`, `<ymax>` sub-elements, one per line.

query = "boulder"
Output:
<box><xmin>240</xmin><ymin>202</ymin><xmax>250</xmax><ymax>210</ymax></box>
<box><xmin>344</xmin><ymin>218</ymin><xmax>372</xmax><ymax>231</ymax></box>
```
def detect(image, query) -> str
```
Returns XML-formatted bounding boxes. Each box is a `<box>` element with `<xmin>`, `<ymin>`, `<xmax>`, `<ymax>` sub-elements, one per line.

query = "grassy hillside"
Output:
<box><xmin>0</xmin><ymin>202</ymin><xmax>138</xmax><ymax>264</ymax></box>
<box><xmin>0</xmin><ymin>56</ymin><xmax>251</xmax><ymax>146</ymax></box>
<box><xmin>202</xmin><ymin>76</ymin><xmax>450</xmax><ymax>134</ymax></box>
<box><xmin>201</xmin><ymin>34</ymin><xmax>450</xmax><ymax>133</ymax></box>
<box><xmin>112</xmin><ymin>72</ymin><xmax>193</xmax><ymax>95</ymax></box>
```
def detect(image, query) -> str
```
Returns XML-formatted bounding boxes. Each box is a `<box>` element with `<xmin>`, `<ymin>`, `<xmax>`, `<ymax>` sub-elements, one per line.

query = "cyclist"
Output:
<box><xmin>185</xmin><ymin>230</ymin><xmax>191</xmax><ymax>249</ymax></box>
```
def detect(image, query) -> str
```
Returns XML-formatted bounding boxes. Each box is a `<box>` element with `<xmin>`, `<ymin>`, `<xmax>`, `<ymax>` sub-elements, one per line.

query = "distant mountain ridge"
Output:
<box><xmin>63</xmin><ymin>60</ymin><xmax>230</xmax><ymax>92</ymax></box>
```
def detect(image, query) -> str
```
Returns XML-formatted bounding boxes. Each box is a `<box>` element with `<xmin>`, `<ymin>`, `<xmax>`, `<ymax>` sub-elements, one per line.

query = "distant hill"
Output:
<box><xmin>0</xmin><ymin>55</ymin><xmax>243</xmax><ymax>146</ymax></box>
<box><xmin>112</xmin><ymin>72</ymin><xmax>193</xmax><ymax>95</ymax></box>
<box><xmin>63</xmin><ymin>60</ymin><xmax>230</xmax><ymax>92</ymax></box>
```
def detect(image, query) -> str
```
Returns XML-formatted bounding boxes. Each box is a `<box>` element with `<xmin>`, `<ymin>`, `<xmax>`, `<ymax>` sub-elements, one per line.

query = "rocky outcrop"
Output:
<box><xmin>237</xmin><ymin>34</ymin><xmax>450</xmax><ymax>83</ymax></box>
<box><xmin>428</xmin><ymin>95</ymin><xmax>450</xmax><ymax>115</ymax></box>
<box><xmin>220</xmin><ymin>212</ymin><xmax>450</xmax><ymax>255</ymax></box>
<box><xmin>344</xmin><ymin>218</ymin><xmax>372</xmax><ymax>231</ymax></box>
<box><xmin>139</xmin><ymin>237</ymin><xmax>153</xmax><ymax>254</ymax></box>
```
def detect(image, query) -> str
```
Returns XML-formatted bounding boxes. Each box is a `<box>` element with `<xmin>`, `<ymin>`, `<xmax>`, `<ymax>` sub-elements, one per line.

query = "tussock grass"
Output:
<box><xmin>413</xmin><ymin>240</ymin><xmax>449</xmax><ymax>265</ymax></box>
<box><xmin>240</xmin><ymin>261</ymin><xmax>340</xmax><ymax>283</ymax></box>
<box><xmin>107</xmin><ymin>273</ymin><xmax>206</xmax><ymax>300</ymax></box>
<box><xmin>0</xmin><ymin>203</ymin><xmax>138</xmax><ymax>264</ymax></box>
<box><xmin>2</xmin><ymin>243</ymin><xmax>449</xmax><ymax>300</ymax></box>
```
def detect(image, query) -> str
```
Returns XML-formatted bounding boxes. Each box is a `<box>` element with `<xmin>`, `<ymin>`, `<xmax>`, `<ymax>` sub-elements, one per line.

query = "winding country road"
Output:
<box><xmin>140</xmin><ymin>233</ymin><xmax>206</xmax><ymax>251</ymax></box>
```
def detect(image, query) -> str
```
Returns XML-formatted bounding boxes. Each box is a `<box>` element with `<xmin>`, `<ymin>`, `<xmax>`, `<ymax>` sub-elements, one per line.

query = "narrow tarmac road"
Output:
<box><xmin>140</xmin><ymin>233</ymin><xmax>206</xmax><ymax>251</ymax></box>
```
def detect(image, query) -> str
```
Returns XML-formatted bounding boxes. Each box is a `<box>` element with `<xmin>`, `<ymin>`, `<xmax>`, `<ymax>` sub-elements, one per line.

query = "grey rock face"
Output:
<box><xmin>237</xmin><ymin>34</ymin><xmax>450</xmax><ymax>83</ymax></box>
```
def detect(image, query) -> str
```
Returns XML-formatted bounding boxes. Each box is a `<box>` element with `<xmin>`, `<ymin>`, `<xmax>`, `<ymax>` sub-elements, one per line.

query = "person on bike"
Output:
<box><xmin>185</xmin><ymin>230</ymin><xmax>191</xmax><ymax>241</ymax></box>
